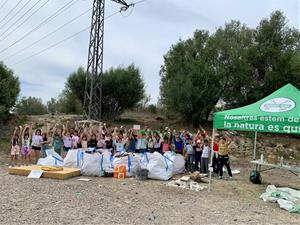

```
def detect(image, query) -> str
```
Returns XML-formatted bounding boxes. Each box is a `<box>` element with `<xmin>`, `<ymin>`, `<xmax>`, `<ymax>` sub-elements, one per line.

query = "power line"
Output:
<box><xmin>9</xmin><ymin>10</ymin><xmax>122</xmax><ymax>66</ymax></box>
<box><xmin>0</xmin><ymin>0</ymin><xmax>49</xmax><ymax>41</ymax></box>
<box><xmin>2</xmin><ymin>7</ymin><xmax>92</xmax><ymax>61</ymax></box>
<box><xmin>0</xmin><ymin>0</ymin><xmax>9</xmax><ymax>11</ymax></box>
<box><xmin>0</xmin><ymin>0</ymin><xmax>79</xmax><ymax>54</ymax></box>
<box><xmin>0</xmin><ymin>0</ymin><xmax>32</xmax><ymax>30</ymax></box>
<box><xmin>8</xmin><ymin>0</ymin><xmax>149</xmax><ymax>66</ymax></box>
<box><xmin>131</xmin><ymin>0</ymin><xmax>148</xmax><ymax>5</ymax></box>
<box><xmin>0</xmin><ymin>0</ymin><xmax>24</xmax><ymax>25</ymax></box>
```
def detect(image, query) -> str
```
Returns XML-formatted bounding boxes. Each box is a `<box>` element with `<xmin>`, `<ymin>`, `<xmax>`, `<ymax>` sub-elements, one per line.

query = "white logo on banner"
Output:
<box><xmin>260</xmin><ymin>97</ymin><xmax>295</xmax><ymax>112</ymax></box>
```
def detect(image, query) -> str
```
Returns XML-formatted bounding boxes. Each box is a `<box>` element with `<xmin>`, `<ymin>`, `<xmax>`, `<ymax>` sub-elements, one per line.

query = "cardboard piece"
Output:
<box><xmin>28</xmin><ymin>170</ymin><xmax>43</xmax><ymax>179</ymax></box>
<box><xmin>133</xmin><ymin>125</ymin><xmax>140</xmax><ymax>130</ymax></box>
<box><xmin>9</xmin><ymin>165</ymin><xmax>81</xmax><ymax>180</ymax></box>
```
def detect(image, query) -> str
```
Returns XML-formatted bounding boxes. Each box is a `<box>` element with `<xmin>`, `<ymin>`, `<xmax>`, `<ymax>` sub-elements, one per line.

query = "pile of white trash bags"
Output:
<box><xmin>37</xmin><ymin>149</ymin><xmax>185</xmax><ymax>181</ymax></box>
<box><xmin>260</xmin><ymin>185</ymin><xmax>300</xmax><ymax>213</ymax></box>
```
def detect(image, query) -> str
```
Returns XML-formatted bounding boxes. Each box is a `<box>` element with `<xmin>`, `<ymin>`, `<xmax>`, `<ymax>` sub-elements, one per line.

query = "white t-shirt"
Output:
<box><xmin>32</xmin><ymin>135</ymin><xmax>42</xmax><ymax>147</ymax></box>
<box><xmin>202</xmin><ymin>145</ymin><xmax>210</xmax><ymax>158</ymax></box>
<box><xmin>63</xmin><ymin>136</ymin><xmax>72</xmax><ymax>148</ymax></box>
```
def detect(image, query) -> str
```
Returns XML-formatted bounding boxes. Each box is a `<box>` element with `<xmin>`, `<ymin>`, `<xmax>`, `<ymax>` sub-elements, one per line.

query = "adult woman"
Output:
<box><xmin>218</xmin><ymin>136</ymin><xmax>233</xmax><ymax>179</ymax></box>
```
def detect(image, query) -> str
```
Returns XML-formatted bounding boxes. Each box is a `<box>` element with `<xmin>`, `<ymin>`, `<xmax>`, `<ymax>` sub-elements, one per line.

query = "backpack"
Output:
<box><xmin>249</xmin><ymin>170</ymin><xmax>262</xmax><ymax>184</ymax></box>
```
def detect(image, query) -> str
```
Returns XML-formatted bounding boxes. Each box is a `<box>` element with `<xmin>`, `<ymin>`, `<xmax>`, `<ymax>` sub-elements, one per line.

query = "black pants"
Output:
<box><xmin>195</xmin><ymin>150</ymin><xmax>202</xmax><ymax>172</ymax></box>
<box><xmin>219</xmin><ymin>155</ymin><xmax>232</xmax><ymax>177</ymax></box>
<box><xmin>212</xmin><ymin>153</ymin><xmax>219</xmax><ymax>173</ymax></box>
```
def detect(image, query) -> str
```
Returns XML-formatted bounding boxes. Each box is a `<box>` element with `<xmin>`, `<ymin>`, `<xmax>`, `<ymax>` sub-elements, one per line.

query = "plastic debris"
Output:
<box><xmin>167</xmin><ymin>176</ymin><xmax>207</xmax><ymax>192</ymax></box>
<box><xmin>77</xmin><ymin>178</ymin><xmax>91</xmax><ymax>182</ymax></box>
<box><xmin>260</xmin><ymin>185</ymin><xmax>300</xmax><ymax>213</ymax></box>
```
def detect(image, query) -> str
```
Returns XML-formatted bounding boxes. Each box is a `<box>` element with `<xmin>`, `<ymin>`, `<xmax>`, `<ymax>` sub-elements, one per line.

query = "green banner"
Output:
<box><xmin>213</xmin><ymin>84</ymin><xmax>300</xmax><ymax>134</ymax></box>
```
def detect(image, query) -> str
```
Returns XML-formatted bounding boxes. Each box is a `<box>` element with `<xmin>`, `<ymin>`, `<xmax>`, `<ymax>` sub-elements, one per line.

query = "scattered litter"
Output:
<box><xmin>27</xmin><ymin>170</ymin><xmax>43</xmax><ymax>179</ymax></box>
<box><xmin>121</xmin><ymin>182</ymin><xmax>126</xmax><ymax>185</ymax></box>
<box><xmin>167</xmin><ymin>176</ymin><xmax>207</xmax><ymax>192</ymax></box>
<box><xmin>98</xmin><ymin>184</ymin><xmax>103</xmax><ymax>187</ymax></box>
<box><xmin>75</xmin><ymin>192</ymin><xmax>83</xmax><ymax>197</ymax></box>
<box><xmin>232</xmin><ymin>169</ymin><xmax>240</xmax><ymax>175</ymax></box>
<box><xmin>180</xmin><ymin>176</ymin><xmax>190</xmax><ymax>182</ymax></box>
<box><xmin>77</xmin><ymin>178</ymin><xmax>91</xmax><ymax>182</ymax></box>
<box><xmin>260</xmin><ymin>185</ymin><xmax>300</xmax><ymax>213</ymax></box>
<box><xmin>148</xmin><ymin>211</ymin><xmax>156</xmax><ymax>221</ymax></box>
<box><xmin>223</xmin><ymin>168</ymin><xmax>240</xmax><ymax>174</ymax></box>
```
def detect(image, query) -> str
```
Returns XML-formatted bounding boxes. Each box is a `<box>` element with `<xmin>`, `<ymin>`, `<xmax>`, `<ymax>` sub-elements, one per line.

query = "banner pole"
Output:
<box><xmin>253</xmin><ymin>131</ymin><xmax>257</xmax><ymax>160</ymax></box>
<box><xmin>208</xmin><ymin>128</ymin><xmax>215</xmax><ymax>192</ymax></box>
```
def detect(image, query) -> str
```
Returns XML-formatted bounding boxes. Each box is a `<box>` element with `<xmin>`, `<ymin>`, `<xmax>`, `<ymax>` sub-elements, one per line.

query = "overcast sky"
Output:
<box><xmin>0</xmin><ymin>0</ymin><xmax>299</xmax><ymax>104</ymax></box>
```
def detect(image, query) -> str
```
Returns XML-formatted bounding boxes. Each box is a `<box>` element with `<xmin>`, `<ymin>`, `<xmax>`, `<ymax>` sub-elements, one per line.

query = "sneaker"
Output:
<box><xmin>219</xmin><ymin>176</ymin><xmax>223</xmax><ymax>179</ymax></box>
<box><xmin>229</xmin><ymin>176</ymin><xmax>233</xmax><ymax>180</ymax></box>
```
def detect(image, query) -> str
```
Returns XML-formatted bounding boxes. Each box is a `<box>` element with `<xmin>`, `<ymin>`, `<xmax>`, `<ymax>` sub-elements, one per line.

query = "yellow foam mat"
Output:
<box><xmin>8</xmin><ymin>165</ymin><xmax>81</xmax><ymax>180</ymax></box>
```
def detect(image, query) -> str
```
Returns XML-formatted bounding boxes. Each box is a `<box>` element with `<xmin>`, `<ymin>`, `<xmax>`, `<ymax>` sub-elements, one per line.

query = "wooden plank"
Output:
<box><xmin>8</xmin><ymin>165</ymin><xmax>81</xmax><ymax>180</ymax></box>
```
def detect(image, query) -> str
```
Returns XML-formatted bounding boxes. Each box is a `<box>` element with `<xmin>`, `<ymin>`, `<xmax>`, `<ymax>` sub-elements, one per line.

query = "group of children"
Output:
<box><xmin>9</xmin><ymin>122</ymin><xmax>233</xmax><ymax>178</ymax></box>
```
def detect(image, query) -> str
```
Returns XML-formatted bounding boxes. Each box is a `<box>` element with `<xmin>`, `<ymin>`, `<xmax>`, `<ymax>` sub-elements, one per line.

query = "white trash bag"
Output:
<box><xmin>64</xmin><ymin>149</ymin><xmax>84</xmax><ymax>168</ymax></box>
<box><xmin>45</xmin><ymin>149</ymin><xmax>63</xmax><ymax>160</ymax></box>
<box><xmin>100</xmin><ymin>150</ymin><xmax>114</xmax><ymax>171</ymax></box>
<box><xmin>37</xmin><ymin>154</ymin><xmax>64</xmax><ymax>166</ymax></box>
<box><xmin>164</xmin><ymin>151</ymin><xmax>185</xmax><ymax>175</ymax></box>
<box><xmin>81</xmin><ymin>153</ymin><xmax>102</xmax><ymax>176</ymax></box>
<box><xmin>139</xmin><ymin>152</ymin><xmax>152</xmax><ymax>168</ymax></box>
<box><xmin>260</xmin><ymin>185</ymin><xmax>300</xmax><ymax>213</ymax></box>
<box><xmin>113</xmin><ymin>154</ymin><xmax>140</xmax><ymax>177</ymax></box>
<box><xmin>147</xmin><ymin>152</ymin><xmax>174</xmax><ymax>180</ymax></box>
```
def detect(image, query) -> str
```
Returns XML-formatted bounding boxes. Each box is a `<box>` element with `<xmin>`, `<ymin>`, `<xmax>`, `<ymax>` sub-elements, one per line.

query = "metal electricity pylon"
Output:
<box><xmin>83</xmin><ymin>0</ymin><xmax>130</xmax><ymax>120</ymax></box>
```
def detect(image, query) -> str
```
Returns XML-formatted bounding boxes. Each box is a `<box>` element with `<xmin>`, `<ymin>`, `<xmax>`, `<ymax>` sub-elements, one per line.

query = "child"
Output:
<box><xmin>41</xmin><ymin>132</ymin><xmax>49</xmax><ymax>158</ymax></box>
<box><xmin>185</xmin><ymin>139</ymin><xmax>195</xmax><ymax>172</ymax></box>
<box><xmin>113</xmin><ymin>134</ymin><xmax>126</xmax><ymax>153</ymax></box>
<box><xmin>135</xmin><ymin>133</ymin><xmax>141</xmax><ymax>154</ymax></box>
<box><xmin>128</xmin><ymin>130</ymin><xmax>137</xmax><ymax>153</ymax></box>
<box><xmin>212</xmin><ymin>136</ymin><xmax>220</xmax><ymax>173</ymax></box>
<box><xmin>97</xmin><ymin>134</ymin><xmax>106</xmax><ymax>150</ymax></box>
<box><xmin>71</xmin><ymin>130</ymin><xmax>80</xmax><ymax>149</ymax></box>
<box><xmin>147</xmin><ymin>133</ymin><xmax>154</xmax><ymax>153</ymax></box>
<box><xmin>21</xmin><ymin>125</ymin><xmax>32</xmax><ymax>165</ymax></box>
<box><xmin>153</xmin><ymin>132</ymin><xmax>161</xmax><ymax>153</ymax></box>
<box><xmin>194</xmin><ymin>139</ymin><xmax>202</xmax><ymax>172</ymax></box>
<box><xmin>80</xmin><ymin>134</ymin><xmax>88</xmax><ymax>150</ymax></box>
<box><xmin>162</xmin><ymin>136</ymin><xmax>170</xmax><ymax>154</ymax></box>
<box><xmin>52</xmin><ymin>131</ymin><xmax>63</xmax><ymax>156</ymax></box>
<box><xmin>62</xmin><ymin>123</ymin><xmax>72</xmax><ymax>156</ymax></box>
<box><xmin>10</xmin><ymin>127</ymin><xmax>21</xmax><ymax>167</ymax></box>
<box><xmin>173</xmin><ymin>132</ymin><xmax>183</xmax><ymax>155</ymax></box>
<box><xmin>31</xmin><ymin>128</ymin><xmax>43</xmax><ymax>163</ymax></box>
<box><xmin>201</xmin><ymin>140</ymin><xmax>210</xmax><ymax>174</ymax></box>
<box><xmin>88</xmin><ymin>134</ymin><xmax>98</xmax><ymax>148</ymax></box>
<box><xmin>139</xmin><ymin>132</ymin><xmax>148</xmax><ymax>153</ymax></box>
<box><xmin>104</xmin><ymin>134</ymin><xmax>113</xmax><ymax>151</ymax></box>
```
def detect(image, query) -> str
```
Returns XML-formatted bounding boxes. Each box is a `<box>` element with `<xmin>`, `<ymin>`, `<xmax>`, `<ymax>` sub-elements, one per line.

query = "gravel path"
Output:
<box><xmin>0</xmin><ymin>160</ymin><xmax>299</xmax><ymax>225</ymax></box>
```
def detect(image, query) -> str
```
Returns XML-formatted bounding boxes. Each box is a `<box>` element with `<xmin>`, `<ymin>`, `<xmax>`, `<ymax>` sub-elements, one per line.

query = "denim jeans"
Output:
<box><xmin>186</xmin><ymin>154</ymin><xmax>195</xmax><ymax>172</ymax></box>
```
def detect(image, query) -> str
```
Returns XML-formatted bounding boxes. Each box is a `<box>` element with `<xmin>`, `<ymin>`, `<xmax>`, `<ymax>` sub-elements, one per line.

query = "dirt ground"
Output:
<box><xmin>0</xmin><ymin>157</ymin><xmax>299</xmax><ymax>225</ymax></box>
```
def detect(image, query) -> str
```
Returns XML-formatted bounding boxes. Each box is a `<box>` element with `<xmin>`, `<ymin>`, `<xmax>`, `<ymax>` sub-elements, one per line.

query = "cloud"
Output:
<box><xmin>0</xmin><ymin>0</ymin><xmax>298</xmax><ymax>105</ymax></box>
